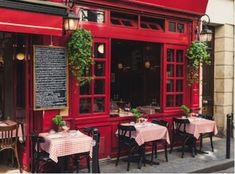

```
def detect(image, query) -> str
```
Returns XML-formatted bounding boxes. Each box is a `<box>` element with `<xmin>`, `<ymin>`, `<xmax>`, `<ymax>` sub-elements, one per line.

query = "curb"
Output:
<box><xmin>190</xmin><ymin>160</ymin><xmax>234</xmax><ymax>173</ymax></box>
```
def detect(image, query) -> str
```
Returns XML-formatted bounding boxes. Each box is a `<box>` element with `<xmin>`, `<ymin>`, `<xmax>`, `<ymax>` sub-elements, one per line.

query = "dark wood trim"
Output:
<box><xmin>0</xmin><ymin>0</ymin><xmax>67</xmax><ymax>16</ymax></box>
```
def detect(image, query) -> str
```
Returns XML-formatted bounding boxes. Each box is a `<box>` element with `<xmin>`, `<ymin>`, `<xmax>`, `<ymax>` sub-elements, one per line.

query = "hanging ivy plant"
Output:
<box><xmin>186</xmin><ymin>40</ymin><xmax>210</xmax><ymax>85</ymax></box>
<box><xmin>67</xmin><ymin>28</ymin><xmax>93</xmax><ymax>86</ymax></box>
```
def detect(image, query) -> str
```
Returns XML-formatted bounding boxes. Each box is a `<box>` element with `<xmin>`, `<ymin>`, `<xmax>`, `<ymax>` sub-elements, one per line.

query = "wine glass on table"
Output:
<box><xmin>62</xmin><ymin>121</ymin><xmax>70</xmax><ymax>132</ymax></box>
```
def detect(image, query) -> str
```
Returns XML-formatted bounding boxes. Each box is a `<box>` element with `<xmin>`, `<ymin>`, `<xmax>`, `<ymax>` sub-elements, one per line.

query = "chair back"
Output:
<box><xmin>198</xmin><ymin>114</ymin><xmax>213</xmax><ymax>120</ymax></box>
<box><xmin>117</xmin><ymin>124</ymin><xmax>136</xmax><ymax>139</ymax></box>
<box><xmin>172</xmin><ymin>117</ymin><xmax>190</xmax><ymax>133</ymax></box>
<box><xmin>0</xmin><ymin>123</ymin><xmax>18</xmax><ymax>150</ymax></box>
<box><xmin>152</xmin><ymin>119</ymin><xmax>169</xmax><ymax>128</ymax></box>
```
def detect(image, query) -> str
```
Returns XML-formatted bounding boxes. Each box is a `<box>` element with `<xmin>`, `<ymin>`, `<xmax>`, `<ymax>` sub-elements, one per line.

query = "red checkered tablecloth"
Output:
<box><xmin>185</xmin><ymin>117</ymin><xmax>218</xmax><ymax>139</ymax></box>
<box><xmin>39</xmin><ymin>130</ymin><xmax>93</xmax><ymax>163</ymax></box>
<box><xmin>121</xmin><ymin>122</ymin><xmax>170</xmax><ymax>146</ymax></box>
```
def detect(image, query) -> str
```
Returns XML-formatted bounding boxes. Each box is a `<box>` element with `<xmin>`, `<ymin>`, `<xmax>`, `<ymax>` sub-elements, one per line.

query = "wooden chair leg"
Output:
<box><xmin>127</xmin><ymin>152</ymin><xmax>131</xmax><ymax>171</ymax></box>
<box><xmin>210</xmin><ymin>133</ymin><xmax>214</xmax><ymax>152</ymax></box>
<box><xmin>14</xmin><ymin>148</ymin><xmax>22</xmax><ymax>173</ymax></box>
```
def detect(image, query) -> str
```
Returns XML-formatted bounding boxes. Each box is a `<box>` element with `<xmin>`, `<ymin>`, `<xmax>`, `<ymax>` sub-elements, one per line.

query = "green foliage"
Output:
<box><xmin>187</xmin><ymin>40</ymin><xmax>210</xmax><ymax>85</ymax></box>
<box><xmin>131</xmin><ymin>108</ymin><xmax>142</xmax><ymax>121</ymax></box>
<box><xmin>52</xmin><ymin>115</ymin><xmax>65</xmax><ymax>126</ymax></box>
<box><xmin>180</xmin><ymin>105</ymin><xmax>190</xmax><ymax>116</ymax></box>
<box><xmin>67</xmin><ymin>28</ymin><xmax>93</xmax><ymax>86</ymax></box>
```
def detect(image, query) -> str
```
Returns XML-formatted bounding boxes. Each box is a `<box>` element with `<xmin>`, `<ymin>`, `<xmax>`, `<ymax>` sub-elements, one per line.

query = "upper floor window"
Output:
<box><xmin>79</xmin><ymin>8</ymin><xmax>105</xmax><ymax>23</ymax></box>
<box><xmin>168</xmin><ymin>21</ymin><xmax>185</xmax><ymax>33</ymax></box>
<box><xmin>140</xmin><ymin>16</ymin><xmax>164</xmax><ymax>31</ymax></box>
<box><xmin>110</xmin><ymin>11</ymin><xmax>138</xmax><ymax>28</ymax></box>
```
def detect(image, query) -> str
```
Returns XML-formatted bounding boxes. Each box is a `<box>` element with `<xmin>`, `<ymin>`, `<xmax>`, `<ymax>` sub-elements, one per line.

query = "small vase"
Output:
<box><xmin>55</xmin><ymin>126</ymin><xmax>64</xmax><ymax>132</ymax></box>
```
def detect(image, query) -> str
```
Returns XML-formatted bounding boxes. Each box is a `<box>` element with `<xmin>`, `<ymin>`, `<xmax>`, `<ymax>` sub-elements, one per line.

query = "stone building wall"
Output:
<box><xmin>214</xmin><ymin>24</ymin><xmax>234</xmax><ymax>134</ymax></box>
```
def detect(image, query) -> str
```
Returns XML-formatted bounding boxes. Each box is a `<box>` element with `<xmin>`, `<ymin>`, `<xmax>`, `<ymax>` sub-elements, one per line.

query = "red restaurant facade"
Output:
<box><xmin>0</xmin><ymin>0</ymin><xmax>208</xmax><ymax>171</ymax></box>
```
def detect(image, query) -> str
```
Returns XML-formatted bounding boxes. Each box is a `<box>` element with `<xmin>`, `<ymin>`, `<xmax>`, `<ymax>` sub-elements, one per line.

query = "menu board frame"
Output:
<box><xmin>33</xmin><ymin>45</ymin><xmax>68</xmax><ymax>110</ymax></box>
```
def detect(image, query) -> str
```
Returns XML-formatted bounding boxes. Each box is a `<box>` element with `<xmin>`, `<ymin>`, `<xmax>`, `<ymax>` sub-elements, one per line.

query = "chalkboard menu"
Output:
<box><xmin>33</xmin><ymin>45</ymin><xmax>68</xmax><ymax>110</ymax></box>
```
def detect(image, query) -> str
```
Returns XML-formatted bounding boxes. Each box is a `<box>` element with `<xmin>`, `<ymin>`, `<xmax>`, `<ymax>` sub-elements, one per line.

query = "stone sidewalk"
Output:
<box><xmin>0</xmin><ymin>137</ymin><xmax>234</xmax><ymax>173</ymax></box>
<box><xmin>99</xmin><ymin>137</ymin><xmax>234</xmax><ymax>173</ymax></box>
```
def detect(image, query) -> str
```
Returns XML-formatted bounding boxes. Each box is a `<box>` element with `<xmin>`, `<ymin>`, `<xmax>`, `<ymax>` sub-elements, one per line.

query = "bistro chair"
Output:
<box><xmin>170</xmin><ymin>117</ymin><xmax>196</xmax><ymax>158</ymax></box>
<box><xmin>31</xmin><ymin>133</ymin><xmax>54</xmax><ymax>173</ymax></box>
<box><xmin>0</xmin><ymin>123</ymin><xmax>22</xmax><ymax>173</ymax></box>
<box><xmin>116</xmin><ymin>124</ymin><xmax>142</xmax><ymax>171</ymax></box>
<box><xmin>74</xmin><ymin>127</ymin><xmax>100</xmax><ymax>173</ymax></box>
<box><xmin>198</xmin><ymin>114</ymin><xmax>214</xmax><ymax>152</ymax></box>
<box><xmin>150</xmin><ymin>119</ymin><xmax>169</xmax><ymax>163</ymax></box>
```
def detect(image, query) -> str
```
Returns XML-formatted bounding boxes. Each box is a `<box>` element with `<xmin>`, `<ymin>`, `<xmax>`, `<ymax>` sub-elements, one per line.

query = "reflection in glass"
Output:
<box><xmin>166</xmin><ymin>95</ymin><xmax>174</xmax><ymax>107</ymax></box>
<box><xmin>176</xmin><ymin>95</ymin><xmax>183</xmax><ymax>106</ymax></box>
<box><xmin>80</xmin><ymin>81</ymin><xmax>91</xmax><ymax>95</ymax></box>
<box><xmin>80</xmin><ymin>98</ymin><xmax>91</xmax><ymax>113</ymax></box>
<box><xmin>176</xmin><ymin>50</ymin><xmax>183</xmax><ymax>62</ymax></box>
<box><xmin>79</xmin><ymin>9</ymin><xmax>104</xmax><ymax>23</ymax></box>
<box><xmin>176</xmin><ymin>65</ymin><xmax>183</xmax><ymax>77</ymax></box>
<box><xmin>167</xmin><ymin>64</ymin><xmax>174</xmax><ymax>77</ymax></box>
<box><xmin>167</xmin><ymin>49</ymin><xmax>174</xmax><ymax>62</ymax></box>
<box><xmin>169</xmin><ymin>22</ymin><xmax>176</xmax><ymax>32</ymax></box>
<box><xmin>94</xmin><ymin>98</ymin><xmax>105</xmax><ymax>112</ymax></box>
<box><xmin>95</xmin><ymin>62</ymin><xmax>105</xmax><ymax>76</ymax></box>
<box><xmin>167</xmin><ymin>80</ymin><xmax>174</xmax><ymax>92</ymax></box>
<box><xmin>176</xmin><ymin>80</ymin><xmax>183</xmax><ymax>92</ymax></box>
<box><xmin>94</xmin><ymin>80</ymin><xmax>105</xmax><ymax>94</ymax></box>
<box><xmin>177</xmin><ymin>23</ymin><xmax>184</xmax><ymax>33</ymax></box>
<box><xmin>95</xmin><ymin>43</ymin><xmax>105</xmax><ymax>58</ymax></box>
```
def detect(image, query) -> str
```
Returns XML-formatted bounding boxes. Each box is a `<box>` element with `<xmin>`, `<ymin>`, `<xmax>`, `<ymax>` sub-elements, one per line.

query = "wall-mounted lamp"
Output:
<box><xmin>16</xmin><ymin>52</ymin><xmax>25</xmax><ymax>61</ymax></box>
<box><xmin>144</xmin><ymin>61</ymin><xmax>151</xmax><ymax>69</ymax></box>
<box><xmin>199</xmin><ymin>14</ymin><xmax>213</xmax><ymax>42</ymax></box>
<box><xmin>64</xmin><ymin>12</ymin><xmax>79</xmax><ymax>31</ymax></box>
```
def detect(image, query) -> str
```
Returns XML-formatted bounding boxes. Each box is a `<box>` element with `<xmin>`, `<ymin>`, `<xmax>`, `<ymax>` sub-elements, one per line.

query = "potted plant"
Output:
<box><xmin>67</xmin><ymin>28</ymin><xmax>93</xmax><ymax>86</ymax></box>
<box><xmin>180</xmin><ymin>105</ymin><xmax>190</xmax><ymax>118</ymax></box>
<box><xmin>131</xmin><ymin>108</ymin><xmax>142</xmax><ymax>123</ymax></box>
<box><xmin>186</xmin><ymin>40</ymin><xmax>210</xmax><ymax>85</ymax></box>
<box><xmin>52</xmin><ymin>115</ymin><xmax>65</xmax><ymax>132</ymax></box>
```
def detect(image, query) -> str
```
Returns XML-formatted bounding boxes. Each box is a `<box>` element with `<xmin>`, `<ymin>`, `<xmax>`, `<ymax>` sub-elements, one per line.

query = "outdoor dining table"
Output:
<box><xmin>39</xmin><ymin>130</ymin><xmax>93</xmax><ymax>163</ymax></box>
<box><xmin>0</xmin><ymin>119</ymin><xmax>23</xmax><ymax>139</ymax></box>
<box><xmin>121</xmin><ymin>122</ymin><xmax>170</xmax><ymax>166</ymax></box>
<box><xmin>185</xmin><ymin>117</ymin><xmax>218</xmax><ymax>139</ymax></box>
<box><xmin>179</xmin><ymin>116</ymin><xmax>218</xmax><ymax>155</ymax></box>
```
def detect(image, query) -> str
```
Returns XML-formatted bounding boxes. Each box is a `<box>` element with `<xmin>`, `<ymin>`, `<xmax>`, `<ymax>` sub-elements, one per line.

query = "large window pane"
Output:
<box><xmin>167</xmin><ymin>64</ymin><xmax>174</xmax><ymax>77</ymax></box>
<box><xmin>94</xmin><ymin>98</ymin><xmax>105</xmax><ymax>112</ymax></box>
<box><xmin>80</xmin><ymin>81</ymin><xmax>91</xmax><ymax>95</ymax></box>
<box><xmin>167</xmin><ymin>80</ymin><xmax>174</xmax><ymax>92</ymax></box>
<box><xmin>94</xmin><ymin>80</ymin><xmax>105</xmax><ymax>94</ymax></box>
<box><xmin>80</xmin><ymin>98</ymin><xmax>91</xmax><ymax>113</ymax></box>
<box><xmin>176</xmin><ymin>80</ymin><xmax>183</xmax><ymax>92</ymax></box>
<box><xmin>166</xmin><ymin>95</ymin><xmax>174</xmax><ymax>107</ymax></box>
<box><xmin>95</xmin><ymin>61</ymin><xmax>105</xmax><ymax>76</ymax></box>
<box><xmin>176</xmin><ymin>65</ymin><xmax>183</xmax><ymax>77</ymax></box>
<box><xmin>80</xmin><ymin>9</ymin><xmax>104</xmax><ymax>23</ymax></box>
<box><xmin>169</xmin><ymin>22</ymin><xmax>176</xmax><ymax>32</ymax></box>
<box><xmin>167</xmin><ymin>49</ymin><xmax>174</xmax><ymax>62</ymax></box>
<box><xmin>176</xmin><ymin>95</ymin><xmax>183</xmax><ymax>106</ymax></box>
<box><xmin>176</xmin><ymin>50</ymin><xmax>183</xmax><ymax>62</ymax></box>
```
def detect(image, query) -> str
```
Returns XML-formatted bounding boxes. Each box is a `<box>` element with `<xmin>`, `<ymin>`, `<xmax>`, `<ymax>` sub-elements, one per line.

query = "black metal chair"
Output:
<box><xmin>31</xmin><ymin>133</ymin><xmax>54</xmax><ymax>173</ymax></box>
<box><xmin>74</xmin><ymin>127</ymin><xmax>100</xmax><ymax>173</ymax></box>
<box><xmin>150</xmin><ymin>119</ymin><xmax>169</xmax><ymax>163</ymax></box>
<box><xmin>170</xmin><ymin>117</ymin><xmax>196</xmax><ymax>158</ymax></box>
<box><xmin>198</xmin><ymin>114</ymin><xmax>214</xmax><ymax>152</ymax></box>
<box><xmin>116</xmin><ymin>124</ymin><xmax>141</xmax><ymax>171</ymax></box>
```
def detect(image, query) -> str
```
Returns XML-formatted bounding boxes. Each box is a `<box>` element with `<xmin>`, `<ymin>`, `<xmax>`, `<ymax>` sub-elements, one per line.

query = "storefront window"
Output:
<box><xmin>79</xmin><ymin>8</ymin><xmax>105</xmax><ymax>23</ymax></box>
<box><xmin>169</xmin><ymin>21</ymin><xmax>185</xmax><ymax>33</ymax></box>
<box><xmin>78</xmin><ymin>39</ymin><xmax>108</xmax><ymax>115</ymax></box>
<box><xmin>165</xmin><ymin>47</ymin><xmax>185</xmax><ymax>108</ymax></box>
